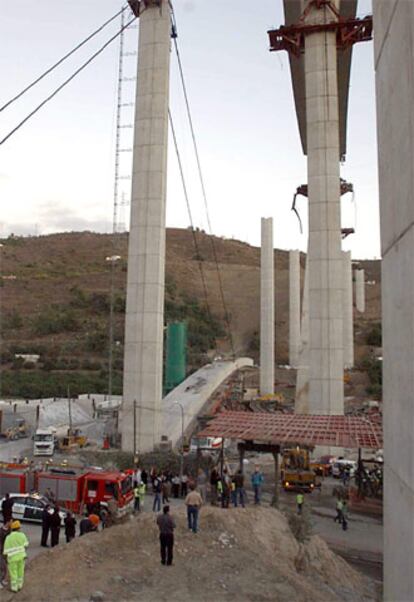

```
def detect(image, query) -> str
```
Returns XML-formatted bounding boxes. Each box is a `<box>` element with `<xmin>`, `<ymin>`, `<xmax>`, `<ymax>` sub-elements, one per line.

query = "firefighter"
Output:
<box><xmin>3</xmin><ymin>521</ymin><xmax>29</xmax><ymax>593</ymax></box>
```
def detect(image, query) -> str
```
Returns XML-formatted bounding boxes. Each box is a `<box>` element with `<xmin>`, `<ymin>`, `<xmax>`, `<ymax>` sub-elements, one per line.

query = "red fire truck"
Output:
<box><xmin>0</xmin><ymin>463</ymin><xmax>134</xmax><ymax>517</ymax></box>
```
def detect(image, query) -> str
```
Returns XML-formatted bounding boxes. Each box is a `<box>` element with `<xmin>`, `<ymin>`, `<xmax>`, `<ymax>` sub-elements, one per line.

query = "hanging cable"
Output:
<box><xmin>0</xmin><ymin>14</ymin><xmax>137</xmax><ymax>147</ymax></box>
<box><xmin>169</xmin><ymin>5</ymin><xmax>236</xmax><ymax>358</ymax></box>
<box><xmin>169</xmin><ymin>109</ymin><xmax>218</xmax><ymax>355</ymax></box>
<box><xmin>0</xmin><ymin>5</ymin><xmax>129</xmax><ymax>114</ymax></box>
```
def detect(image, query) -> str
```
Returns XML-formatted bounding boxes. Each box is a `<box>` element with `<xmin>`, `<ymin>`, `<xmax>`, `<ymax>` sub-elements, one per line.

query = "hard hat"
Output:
<box><xmin>11</xmin><ymin>520</ymin><xmax>21</xmax><ymax>530</ymax></box>
<box><xmin>89</xmin><ymin>514</ymin><xmax>100</xmax><ymax>526</ymax></box>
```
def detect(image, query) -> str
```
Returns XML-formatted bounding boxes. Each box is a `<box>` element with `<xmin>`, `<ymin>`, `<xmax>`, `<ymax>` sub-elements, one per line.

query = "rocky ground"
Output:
<box><xmin>4</xmin><ymin>506</ymin><xmax>380</xmax><ymax>602</ymax></box>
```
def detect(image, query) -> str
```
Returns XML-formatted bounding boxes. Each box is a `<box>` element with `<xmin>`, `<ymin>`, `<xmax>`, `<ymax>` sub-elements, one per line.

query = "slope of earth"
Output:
<box><xmin>0</xmin><ymin>230</ymin><xmax>381</xmax><ymax>398</ymax></box>
<box><xmin>5</xmin><ymin>506</ymin><xmax>379</xmax><ymax>602</ymax></box>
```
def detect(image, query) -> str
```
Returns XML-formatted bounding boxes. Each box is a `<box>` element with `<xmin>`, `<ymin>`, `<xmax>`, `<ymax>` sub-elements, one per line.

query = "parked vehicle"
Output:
<box><xmin>0</xmin><ymin>493</ymin><xmax>66</xmax><ymax>524</ymax></box>
<box><xmin>33</xmin><ymin>428</ymin><xmax>55</xmax><ymax>456</ymax></box>
<box><xmin>332</xmin><ymin>459</ymin><xmax>357</xmax><ymax>478</ymax></box>
<box><xmin>0</xmin><ymin>462</ymin><xmax>134</xmax><ymax>518</ymax></box>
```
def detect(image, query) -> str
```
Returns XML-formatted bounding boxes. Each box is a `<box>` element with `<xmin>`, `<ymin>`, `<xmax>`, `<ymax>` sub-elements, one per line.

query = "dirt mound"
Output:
<box><xmin>6</xmin><ymin>506</ymin><xmax>379</xmax><ymax>602</ymax></box>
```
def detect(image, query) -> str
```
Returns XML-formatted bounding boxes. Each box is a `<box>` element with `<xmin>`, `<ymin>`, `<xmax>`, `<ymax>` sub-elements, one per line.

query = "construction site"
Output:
<box><xmin>0</xmin><ymin>0</ymin><xmax>411</xmax><ymax>601</ymax></box>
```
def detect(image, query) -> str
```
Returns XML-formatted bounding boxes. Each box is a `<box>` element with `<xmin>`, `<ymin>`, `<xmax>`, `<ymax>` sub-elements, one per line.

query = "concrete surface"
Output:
<box><xmin>295</xmin><ymin>254</ymin><xmax>309</xmax><ymax>413</ymax></box>
<box><xmin>289</xmin><ymin>249</ymin><xmax>301</xmax><ymax>368</ymax></box>
<box><xmin>304</xmin><ymin>0</ymin><xmax>344</xmax><ymax>415</ymax></box>
<box><xmin>281</xmin><ymin>0</ymin><xmax>357</xmax><ymax>159</ymax></box>
<box><xmin>355</xmin><ymin>268</ymin><xmax>366</xmax><ymax>313</ymax></box>
<box><xmin>374</xmin><ymin>1</ymin><xmax>414</xmax><ymax>599</ymax></box>
<box><xmin>343</xmin><ymin>251</ymin><xmax>354</xmax><ymax>368</ymax></box>
<box><xmin>260</xmin><ymin>218</ymin><xmax>275</xmax><ymax>395</ymax></box>
<box><xmin>123</xmin><ymin>0</ymin><xmax>171</xmax><ymax>453</ymax></box>
<box><xmin>161</xmin><ymin>358</ymin><xmax>253</xmax><ymax>449</ymax></box>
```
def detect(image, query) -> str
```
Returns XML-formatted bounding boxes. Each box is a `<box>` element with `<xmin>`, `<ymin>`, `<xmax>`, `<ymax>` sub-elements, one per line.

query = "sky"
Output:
<box><xmin>0</xmin><ymin>0</ymin><xmax>379</xmax><ymax>258</ymax></box>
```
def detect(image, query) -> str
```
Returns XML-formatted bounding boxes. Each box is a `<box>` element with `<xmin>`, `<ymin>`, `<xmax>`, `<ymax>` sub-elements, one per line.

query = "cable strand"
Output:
<box><xmin>0</xmin><ymin>14</ymin><xmax>137</xmax><ymax>147</ymax></box>
<box><xmin>170</xmin><ymin>6</ymin><xmax>235</xmax><ymax>358</ymax></box>
<box><xmin>168</xmin><ymin>109</ymin><xmax>218</xmax><ymax>356</ymax></box>
<box><xmin>0</xmin><ymin>5</ymin><xmax>129</xmax><ymax>114</ymax></box>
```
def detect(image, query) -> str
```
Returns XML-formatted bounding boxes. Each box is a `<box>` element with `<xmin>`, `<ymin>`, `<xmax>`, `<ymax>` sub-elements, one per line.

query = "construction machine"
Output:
<box><xmin>280</xmin><ymin>447</ymin><xmax>316</xmax><ymax>492</ymax></box>
<box><xmin>58</xmin><ymin>428</ymin><xmax>87</xmax><ymax>452</ymax></box>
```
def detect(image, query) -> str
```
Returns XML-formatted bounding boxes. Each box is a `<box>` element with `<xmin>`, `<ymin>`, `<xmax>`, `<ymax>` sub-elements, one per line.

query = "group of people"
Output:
<box><xmin>155</xmin><ymin>483</ymin><xmax>203</xmax><ymax>567</ymax></box>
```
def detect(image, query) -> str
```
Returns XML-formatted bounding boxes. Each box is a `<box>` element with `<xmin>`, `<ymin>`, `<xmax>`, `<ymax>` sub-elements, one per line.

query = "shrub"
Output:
<box><xmin>23</xmin><ymin>361</ymin><xmax>36</xmax><ymax>370</ymax></box>
<box><xmin>84</xmin><ymin>329</ymin><xmax>108</xmax><ymax>352</ymax></box>
<box><xmin>90</xmin><ymin>293</ymin><xmax>110</xmax><ymax>313</ymax></box>
<box><xmin>3</xmin><ymin>309</ymin><xmax>23</xmax><ymax>330</ymax></box>
<box><xmin>32</xmin><ymin>308</ymin><xmax>79</xmax><ymax>335</ymax></box>
<box><xmin>366</xmin><ymin>323</ymin><xmax>382</xmax><ymax>347</ymax></box>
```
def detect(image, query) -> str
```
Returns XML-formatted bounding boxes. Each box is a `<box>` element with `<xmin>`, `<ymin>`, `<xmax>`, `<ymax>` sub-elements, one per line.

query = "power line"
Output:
<box><xmin>0</xmin><ymin>5</ymin><xmax>129</xmax><ymax>114</ymax></box>
<box><xmin>168</xmin><ymin>109</ymin><xmax>218</xmax><ymax>355</ymax></box>
<box><xmin>0</xmin><ymin>14</ymin><xmax>137</xmax><ymax>147</ymax></box>
<box><xmin>170</xmin><ymin>6</ymin><xmax>236</xmax><ymax>358</ymax></box>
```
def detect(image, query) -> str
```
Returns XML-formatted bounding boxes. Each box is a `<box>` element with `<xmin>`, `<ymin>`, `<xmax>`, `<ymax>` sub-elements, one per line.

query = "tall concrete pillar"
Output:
<box><xmin>343</xmin><ymin>251</ymin><xmax>354</xmax><ymax>369</ymax></box>
<box><xmin>123</xmin><ymin>0</ymin><xmax>171</xmax><ymax>453</ymax></box>
<box><xmin>374</xmin><ymin>2</ymin><xmax>414</xmax><ymax>598</ymax></box>
<box><xmin>304</xmin><ymin>1</ymin><xmax>344</xmax><ymax>414</ymax></box>
<box><xmin>289</xmin><ymin>250</ymin><xmax>301</xmax><ymax>368</ymax></box>
<box><xmin>295</xmin><ymin>254</ymin><xmax>309</xmax><ymax>413</ymax></box>
<box><xmin>355</xmin><ymin>268</ymin><xmax>365</xmax><ymax>313</ymax></box>
<box><xmin>260</xmin><ymin>217</ymin><xmax>274</xmax><ymax>396</ymax></box>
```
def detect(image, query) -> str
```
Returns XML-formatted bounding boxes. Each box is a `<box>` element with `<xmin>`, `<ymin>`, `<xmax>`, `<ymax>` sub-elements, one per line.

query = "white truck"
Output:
<box><xmin>33</xmin><ymin>428</ymin><xmax>55</xmax><ymax>456</ymax></box>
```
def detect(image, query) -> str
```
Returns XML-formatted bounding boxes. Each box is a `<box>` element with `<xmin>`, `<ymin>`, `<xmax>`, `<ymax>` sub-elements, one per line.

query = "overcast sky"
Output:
<box><xmin>0</xmin><ymin>0</ymin><xmax>378</xmax><ymax>258</ymax></box>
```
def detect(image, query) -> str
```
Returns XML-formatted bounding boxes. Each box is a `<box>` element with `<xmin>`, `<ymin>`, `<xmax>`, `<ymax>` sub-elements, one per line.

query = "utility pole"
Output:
<box><xmin>67</xmin><ymin>385</ymin><xmax>72</xmax><ymax>434</ymax></box>
<box><xmin>133</xmin><ymin>399</ymin><xmax>137</xmax><ymax>456</ymax></box>
<box><xmin>174</xmin><ymin>401</ymin><xmax>184</xmax><ymax>482</ymax></box>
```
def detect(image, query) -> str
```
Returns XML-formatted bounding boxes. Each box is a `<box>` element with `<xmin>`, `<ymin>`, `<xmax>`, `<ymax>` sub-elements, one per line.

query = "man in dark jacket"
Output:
<box><xmin>40</xmin><ymin>505</ymin><xmax>51</xmax><ymax>547</ymax></box>
<box><xmin>156</xmin><ymin>505</ymin><xmax>175</xmax><ymax>566</ymax></box>
<box><xmin>64</xmin><ymin>512</ymin><xmax>76</xmax><ymax>543</ymax></box>
<box><xmin>233</xmin><ymin>470</ymin><xmax>245</xmax><ymax>508</ymax></box>
<box><xmin>0</xmin><ymin>520</ymin><xmax>11</xmax><ymax>587</ymax></box>
<box><xmin>50</xmin><ymin>507</ymin><xmax>61</xmax><ymax>547</ymax></box>
<box><xmin>1</xmin><ymin>494</ymin><xmax>13</xmax><ymax>524</ymax></box>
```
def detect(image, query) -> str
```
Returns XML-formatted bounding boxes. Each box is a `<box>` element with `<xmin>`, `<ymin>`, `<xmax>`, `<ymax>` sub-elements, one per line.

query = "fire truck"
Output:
<box><xmin>0</xmin><ymin>462</ymin><xmax>134</xmax><ymax>517</ymax></box>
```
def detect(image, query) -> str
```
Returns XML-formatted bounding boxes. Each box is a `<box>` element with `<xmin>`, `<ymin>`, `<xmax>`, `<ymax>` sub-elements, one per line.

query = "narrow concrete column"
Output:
<box><xmin>355</xmin><ymin>268</ymin><xmax>365</xmax><ymax>313</ymax></box>
<box><xmin>260</xmin><ymin>217</ymin><xmax>274</xmax><ymax>395</ymax></box>
<box><xmin>374</xmin><ymin>2</ymin><xmax>414</xmax><ymax>598</ymax></box>
<box><xmin>295</xmin><ymin>254</ymin><xmax>309</xmax><ymax>413</ymax></box>
<box><xmin>304</xmin><ymin>1</ymin><xmax>344</xmax><ymax>414</ymax></box>
<box><xmin>289</xmin><ymin>250</ymin><xmax>301</xmax><ymax>367</ymax></box>
<box><xmin>343</xmin><ymin>251</ymin><xmax>354</xmax><ymax>369</ymax></box>
<box><xmin>123</xmin><ymin>0</ymin><xmax>171</xmax><ymax>453</ymax></box>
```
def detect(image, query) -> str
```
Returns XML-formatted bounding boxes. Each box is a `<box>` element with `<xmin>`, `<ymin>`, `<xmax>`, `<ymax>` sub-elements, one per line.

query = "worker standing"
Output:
<box><xmin>1</xmin><ymin>494</ymin><xmax>13</xmax><ymax>524</ymax></box>
<box><xmin>41</xmin><ymin>504</ymin><xmax>51</xmax><ymax>547</ymax></box>
<box><xmin>50</xmin><ymin>507</ymin><xmax>61</xmax><ymax>547</ymax></box>
<box><xmin>64</xmin><ymin>512</ymin><xmax>77</xmax><ymax>543</ymax></box>
<box><xmin>341</xmin><ymin>500</ymin><xmax>349</xmax><ymax>531</ymax></box>
<box><xmin>233</xmin><ymin>470</ymin><xmax>245</xmax><ymax>508</ymax></box>
<box><xmin>3</xmin><ymin>520</ymin><xmax>29</xmax><ymax>593</ymax></box>
<box><xmin>138</xmin><ymin>481</ymin><xmax>146</xmax><ymax>511</ymax></box>
<box><xmin>152</xmin><ymin>473</ymin><xmax>162</xmax><ymax>512</ymax></box>
<box><xmin>156</xmin><ymin>505</ymin><xmax>176</xmax><ymax>566</ymax></box>
<box><xmin>197</xmin><ymin>468</ymin><xmax>208</xmax><ymax>503</ymax></box>
<box><xmin>296</xmin><ymin>492</ymin><xmax>304</xmax><ymax>515</ymax></box>
<box><xmin>251</xmin><ymin>466</ymin><xmax>264</xmax><ymax>505</ymax></box>
<box><xmin>334</xmin><ymin>498</ymin><xmax>343</xmax><ymax>523</ymax></box>
<box><xmin>0</xmin><ymin>520</ymin><xmax>11</xmax><ymax>589</ymax></box>
<box><xmin>185</xmin><ymin>484</ymin><xmax>203</xmax><ymax>533</ymax></box>
<box><xmin>133</xmin><ymin>482</ymin><xmax>140</xmax><ymax>513</ymax></box>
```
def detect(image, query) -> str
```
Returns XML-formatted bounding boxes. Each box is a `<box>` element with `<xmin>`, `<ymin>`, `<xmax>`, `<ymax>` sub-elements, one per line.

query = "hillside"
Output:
<box><xmin>0</xmin><ymin>230</ymin><xmax>381</xmax><ymax>399</ymax></box>
<box><xmin>3</xmin><ymin>506</ymin><xmax>379</xmax><ymax>602</ymax></box>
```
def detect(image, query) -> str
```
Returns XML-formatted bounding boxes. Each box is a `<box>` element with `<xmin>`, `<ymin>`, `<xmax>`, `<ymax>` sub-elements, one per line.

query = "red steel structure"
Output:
<box><xmin>268</xmin><ymin>0</ymin><xmax>373</xmax><ymax>57</ymax></box>
<box><xmin>198</xmin><ymin>411</ymin><xmax>382</xmax><ymax>449</ymax></box>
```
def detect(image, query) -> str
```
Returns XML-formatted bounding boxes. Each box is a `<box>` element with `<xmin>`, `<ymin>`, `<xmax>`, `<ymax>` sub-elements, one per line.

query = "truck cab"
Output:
<box><xmin>33</xmin><ymin>428</ymin><xmax>55</xmax><ymax>456</ymax></box>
